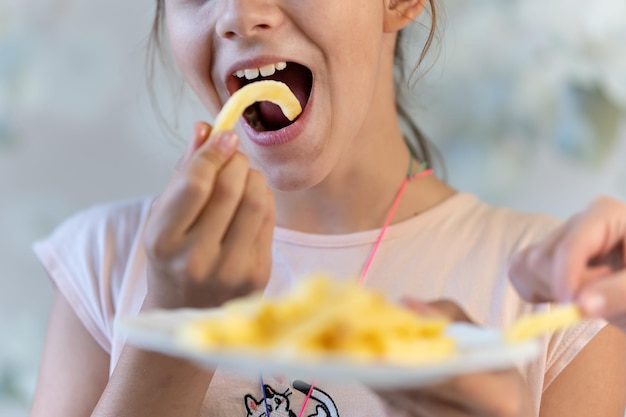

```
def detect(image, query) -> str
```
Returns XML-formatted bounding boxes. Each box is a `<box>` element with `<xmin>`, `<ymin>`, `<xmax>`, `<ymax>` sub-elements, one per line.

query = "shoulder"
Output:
<box><xmin>32</xmin><ymin>197</ymin><xmax>154</xmax><ymax>351</ymax></box>
<box><xmin>446</xmin><ymin>192</ymin><xmax>563</xmax><ymax>253</ymax></box>
<box><xmin>38</xmin><ymin>197</ymin><xmax>153</xmax><ymax>251</ymax></box>
<box><xmin>34</xmin><ymin>196</ymin><xmax>154</xmax><ymax>281</ymax></box>
<box><xmin>54</xmin><ymin>197</ymin><xmax>153</xmax><ymax>236</ymax></box>
<box><xmin>422</xmin><ymin>193</ymin><xmax>563</xmax><ymax>321</ymax></box>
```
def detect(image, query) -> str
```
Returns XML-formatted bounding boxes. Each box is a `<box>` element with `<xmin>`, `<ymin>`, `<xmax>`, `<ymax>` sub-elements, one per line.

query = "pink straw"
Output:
<box><xmin>358</xmin><ymin>178</ymin><xmax>409</xmax><ymax>286</ymax></box>
<box><xmin>296</xmin><ymin>379</ymin><xmax>317</xmax><ymax>417</ymax></box>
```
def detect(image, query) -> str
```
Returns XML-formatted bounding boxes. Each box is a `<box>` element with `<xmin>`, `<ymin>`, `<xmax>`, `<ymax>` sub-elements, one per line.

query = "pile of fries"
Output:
<box><xmin>177</xmin><ymin>276</ymin><xmax>455</xmax><ymax>365</ymax></box>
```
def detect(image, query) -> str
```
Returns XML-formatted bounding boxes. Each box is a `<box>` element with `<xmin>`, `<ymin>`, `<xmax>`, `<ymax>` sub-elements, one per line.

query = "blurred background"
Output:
<box><xmin>1</xmin><ymin>0</ymin><xmax>625</xmax><ymax>415</ymax></box>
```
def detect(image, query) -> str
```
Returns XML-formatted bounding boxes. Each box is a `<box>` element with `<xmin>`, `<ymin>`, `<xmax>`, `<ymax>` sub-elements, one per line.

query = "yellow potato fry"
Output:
<box><xmin>211</xmin><ymin>80</ymin><xmax>302</xmax><ymax>135</ymax></box>
<box><xmin>179</xmin><ymin>315</ymin><xmax>262</xmax><ymax>349</ymax></box>
<box><xmin>176</xmin><ymin>275</ymin><xmax>454</xmax><ymax>365</ymax></box>
<box><xmin>505</xmin><ymin>304</ymin><xmax>582</xmax><ymax>343</ymax></box>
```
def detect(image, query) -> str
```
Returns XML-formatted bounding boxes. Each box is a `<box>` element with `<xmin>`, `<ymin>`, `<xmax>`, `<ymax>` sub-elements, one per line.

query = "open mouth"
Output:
<box><xmin>232</xmin><ymin>62</ymin><xmax>313</xmax><ymax>132</ymax></box>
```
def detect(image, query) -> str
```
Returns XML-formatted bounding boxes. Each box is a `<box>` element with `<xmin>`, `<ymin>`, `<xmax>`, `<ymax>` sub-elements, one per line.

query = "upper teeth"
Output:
<box><xmin>234</xmin><ymin>61</ymin><xmax>287</xmax><ymax>80</ymax></box>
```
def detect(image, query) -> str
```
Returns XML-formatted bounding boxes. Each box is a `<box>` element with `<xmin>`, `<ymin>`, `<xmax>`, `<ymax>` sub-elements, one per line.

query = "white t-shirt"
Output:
<box><xmin>33</xmin><ymin>192</ymin><xmax>605</xmax><ymax>417</ymax></box>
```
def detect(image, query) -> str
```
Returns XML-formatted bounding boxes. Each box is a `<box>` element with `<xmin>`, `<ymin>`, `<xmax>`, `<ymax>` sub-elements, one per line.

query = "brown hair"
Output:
<box><xmin>395</xmin><ymin>0</ymin><xmax>443</xmax><ymax>171</ymax></box>
<box><xmin>147</xmin><ymin>0</ymin><xmax>441</xmax><ymax>170</ymax></box>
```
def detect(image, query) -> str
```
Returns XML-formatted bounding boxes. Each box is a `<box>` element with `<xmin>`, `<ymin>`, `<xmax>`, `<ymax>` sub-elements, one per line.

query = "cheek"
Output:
<box><xmin>167</xmin><ymin>17</ymin><xmax>211</xmax><ymax>82</ymax></box>
<box><xmin>321</xmin><ymin>4</ymin><xmax>382</xmax><ymax>64</ymax></box>
<box><xmin>315</xmin><ymin>5</ymin><xmax>384</xmax><ymax>107</ymax></box>
<box><xmin>166</xmin><ymin>8</ymin><xmax>221</xmax><ymax>114</ymax></box>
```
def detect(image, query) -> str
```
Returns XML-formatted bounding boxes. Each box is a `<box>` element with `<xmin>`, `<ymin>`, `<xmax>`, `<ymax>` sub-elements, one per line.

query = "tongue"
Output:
<box><xmin>256</xmin><ymin>68</ymin><xmax>309</xmax><ymax>130</ymax></box>
<box><xmin>257</xmin><ymin>102</ymin><xmax>291</xmax><ymax>130</ymax></box>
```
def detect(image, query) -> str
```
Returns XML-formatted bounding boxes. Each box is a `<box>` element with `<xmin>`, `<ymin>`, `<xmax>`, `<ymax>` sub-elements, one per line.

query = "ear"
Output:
<box><xmin>383</xmin><ymin>0</ymin><xmax>426</xmax><ymax>33</ymax></box>
<box><xmin>244</xmin><ymin>394</ymin><xmax>258</xmax><ymax>412</ymax></box>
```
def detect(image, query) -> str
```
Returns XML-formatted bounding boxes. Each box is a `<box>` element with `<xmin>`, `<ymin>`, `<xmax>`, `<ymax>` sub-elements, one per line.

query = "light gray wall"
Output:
<box><xmin>1</xmin><ymin>0</ymin><xmax>625</xmax><ymax>415</ymax></box>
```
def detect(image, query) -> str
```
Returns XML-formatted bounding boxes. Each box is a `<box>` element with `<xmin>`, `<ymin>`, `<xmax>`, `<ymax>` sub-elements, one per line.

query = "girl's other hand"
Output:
<box><xmin>143</xmin><ymin>121</ymin><xmax>275</xmax><ymax>309</ymax></box>
<box><xmin>377</xmin><ymin>299</ymin><xmax>534</xmax><ymax>417</ymax></box>
<box><xmin>509</xmin><ymin>196</ymin><xmax>626</xmax><ymax>331</ymax></box>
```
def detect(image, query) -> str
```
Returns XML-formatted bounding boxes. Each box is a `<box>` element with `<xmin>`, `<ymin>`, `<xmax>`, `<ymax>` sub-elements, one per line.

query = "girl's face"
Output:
<box><xmin>165</xmin><ymin>0</ymin><xmax>393</xmax><ymax>191</ymax></box>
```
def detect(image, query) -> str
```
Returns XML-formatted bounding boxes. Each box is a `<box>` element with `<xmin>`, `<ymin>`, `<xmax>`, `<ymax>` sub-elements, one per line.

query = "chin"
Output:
<box><xmin>263</xmin><ymin>166</ymin><xmax>325</xmax><ymax>192</ymax></box>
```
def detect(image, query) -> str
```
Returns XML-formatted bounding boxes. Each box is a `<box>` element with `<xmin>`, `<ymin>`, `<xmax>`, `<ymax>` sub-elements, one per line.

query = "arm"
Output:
<box><xmin>30</xmin><ymin>290</ymin><xmax>109</xmax><ymax>416</ymax></box>
<box><xmin>31</xmin><ymin>290</ymin><xmax>215</xmax><ymax>417</ymax></box>
<box><xmin>539</xmin><ymin>324</ymin><xmax>626</xmax><ymax>416</ymax></box>
<box><xmin>92</xmin><ymin>341</ymin><xmax>213</xmax><ymax>417</ymax></box>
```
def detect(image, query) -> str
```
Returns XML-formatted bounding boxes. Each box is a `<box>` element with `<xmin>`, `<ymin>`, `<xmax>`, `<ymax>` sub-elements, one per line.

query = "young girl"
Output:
<box><xmin>30</xmin><ymin>0</ymin><xmax>626</xmax><ymax>416</ymax></box>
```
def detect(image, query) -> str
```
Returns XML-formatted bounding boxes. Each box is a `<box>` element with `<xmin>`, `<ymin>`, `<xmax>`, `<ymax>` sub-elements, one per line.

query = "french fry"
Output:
<box><xmin>505</xmin><ymin>304</ymin><xmax>582</xmax><ymax>342</ymax></box>
<box><xmin>211</xmin><ymin>80</ymin><xmax>302</xmax><ymax>135</ymax></box>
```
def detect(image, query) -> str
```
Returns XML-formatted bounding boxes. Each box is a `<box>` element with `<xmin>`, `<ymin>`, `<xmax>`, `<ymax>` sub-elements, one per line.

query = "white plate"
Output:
<box><xmin>119</xmin><ymin>309</ymin><xmax>540</xmax><ymax>389</ymax></box>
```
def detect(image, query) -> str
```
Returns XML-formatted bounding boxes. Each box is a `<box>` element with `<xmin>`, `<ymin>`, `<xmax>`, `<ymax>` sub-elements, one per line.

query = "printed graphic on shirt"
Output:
<box><xmin>243</xmin><ymin>381</ymin><xmax>340</xmax><ymax>417</ymax></box>
<box><xmin>244</xmin><ymin>384</ymin><xmax>296</xmax><ymax>417</ymax></box>
<box><xmin>292</xmin><ymin>380</ymin><xmax>339</xmax><ymax>417</ymax></box>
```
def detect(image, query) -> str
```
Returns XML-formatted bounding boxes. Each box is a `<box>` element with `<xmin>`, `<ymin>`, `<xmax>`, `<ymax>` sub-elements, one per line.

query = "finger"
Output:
<box><xmin>508</xmin><ymin>225</ymin><xmax>569</xmax><ymax>302</ymax></box>
<box><xmin>217</xmin><ymin>171</ymin><xmax>272</xmax><ymax>281</ymax></box>
<box><xmin>221</xmin><ymin>170</ymin><xmax>269</xmax><ymax>250</ymax></box>
<box><xmin>254</xmin><ymin>186</ymin><xmax>276</xmax><ymax>251</ymax></box>
<box><xmin>576</xmin><ymin>265</ymin><xmax>616</xmax><ymax>291</ymax></box>
<box><xmin>400</xmin><ymin>298</ymin><xmax>475</xmax><ymax>323</ymax></box>
<box><xmin>179</xmin><ymin>121</ymin><xmax>212</xmax><ymax>166</ymax></box>
<box><xmin>250</xmin><ymin>187</ymin><xmax>276</xmax><ymax>282</ymax></box>
<box><xmin>510</xmin><ymin>213</ymin><xmax>624</xmax><ymax>303</ymax></box>
<box><xmin>588</xmin><ymin>241</ymin><xmax>625</xmax><ymax>272</ymax></box>
<box><xmin>579</xmin><ymin>241</ymin><xmax>626</xmax><ymax>300</ymax></box>
<box><xmin>399</xmin><ymin>298</ymin><xmax>448</xmax><ymax>319</ymax></box>
<box><xmin>426</xmin><ymin>300</ymin><xmax>474</xmax><ymax>323</ymax></box>
<box><xmin>553</xmin><ymin>221</ymin><xmax>608</xmax><ymax>301</ymax></box>
<box><xmin>191</xmin><ymin>152</ymin><xmax>250</xmax><ymax>246</ymax></box>
<box><xmin>577</xmin><ymin>270</ymin><xmax>626</xmax><ymax>320</ymax></box>
<box><xmin>154</xmin><ymin>130</ymin><xmax>240</xmax><ymax>237</ymax></box>
<box><xmin>402</xmin><ymin>298</ymin><xmax>475</xmax><ymax>323</ymax></box>
<box><xmin>160</xmin><ymin>121</ymin><xmax>212</xmax><ymax>198</ymax></box>
<box><xmin>554</xmin><ymin>198</ymin><xmax>626</xmax><ymax>300</ymax></box>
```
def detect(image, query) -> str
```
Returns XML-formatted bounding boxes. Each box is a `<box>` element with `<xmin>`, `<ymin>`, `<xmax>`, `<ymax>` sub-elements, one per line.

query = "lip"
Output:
<box><xmin>242</xmin><ymin>81</ymin><xmax>314</xmax><ymax>147</ymax></box>
<box><xmin>222</xmin><ymin>56</ymin><xmax>314</xmax><ymax>147</ymax></box>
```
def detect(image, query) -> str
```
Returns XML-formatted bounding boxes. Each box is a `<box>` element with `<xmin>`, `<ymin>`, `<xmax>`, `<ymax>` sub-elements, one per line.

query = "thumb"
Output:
<box><xmin>400</xmin><ymin>298</ymin><xmax>475</xmax><ymax>323</ymax></box>
<box><xmin>399</xmin><ymin>297</ymin><xmax>445</xmax><ymax>318</ymax></box>
<box><xmin>181</xmin><ymin>121</ymin><xmax>212</xmax><ymax>164</ymax></box>
<box><xmin>577</xmin><ymin>270</ymin><xmax>626</xmax><ymax>319</ymax></box>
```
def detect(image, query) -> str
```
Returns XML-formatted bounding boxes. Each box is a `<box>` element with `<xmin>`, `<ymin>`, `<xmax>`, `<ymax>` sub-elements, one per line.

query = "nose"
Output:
<box><xmin>216</xmin><ymin>0</ymin><xmax>284</xmax><ymax>40</ymax></box>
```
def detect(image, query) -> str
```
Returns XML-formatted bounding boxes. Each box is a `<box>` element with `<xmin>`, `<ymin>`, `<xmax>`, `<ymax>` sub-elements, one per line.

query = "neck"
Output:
<box><xmin>273</xmin><ymin>133</ymin><xmax>412</xmax><ymax>234</ymax></box>
<box><xmin>273</xmin><ymin>159</ymin><xmax>456</xmax><ymax>235</ymax></box>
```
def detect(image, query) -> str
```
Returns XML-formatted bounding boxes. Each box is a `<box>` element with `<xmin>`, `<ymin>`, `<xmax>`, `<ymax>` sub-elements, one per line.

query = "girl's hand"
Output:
<box><xmin>509</xmin><ymin>196</ymin><xmax>626</xmax><ymax>331</ymax></box>
<box><xmin>143</xmin><ymin>122</ymin><xmax>275</xmax><ymax>309</ymax></box>
<box><xmin>377</xmin><ymin>300</ymin><xmax>534</xmax><ymax>417</ymax></box>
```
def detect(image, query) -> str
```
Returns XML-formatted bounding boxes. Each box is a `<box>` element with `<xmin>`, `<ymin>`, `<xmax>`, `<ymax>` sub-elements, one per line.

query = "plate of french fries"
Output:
<box><xmin>121</xmin><ymin>275</ymin><xmax>581</xmax><ymax>388</ymax></box>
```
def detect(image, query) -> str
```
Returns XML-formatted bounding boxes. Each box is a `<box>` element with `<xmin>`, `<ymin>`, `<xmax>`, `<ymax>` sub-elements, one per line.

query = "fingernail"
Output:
<box><xmin>399</xmin><ymin>297</ymin><xmax>441</xmax><ymax>317</ymax></box>
<box><xmin>215</xmin><ymin>132</ymin><xmax>238</xmax><ymax>152</ymax></box>
<box><xmin>199</xmin><ymin>126</ymin><xmax>209</xmax><ymax>141</ymax></box>
<box><xmin>579</xmin><ymin>292</ymin><xmax>606</xmax><ymax>317</ymax></box>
